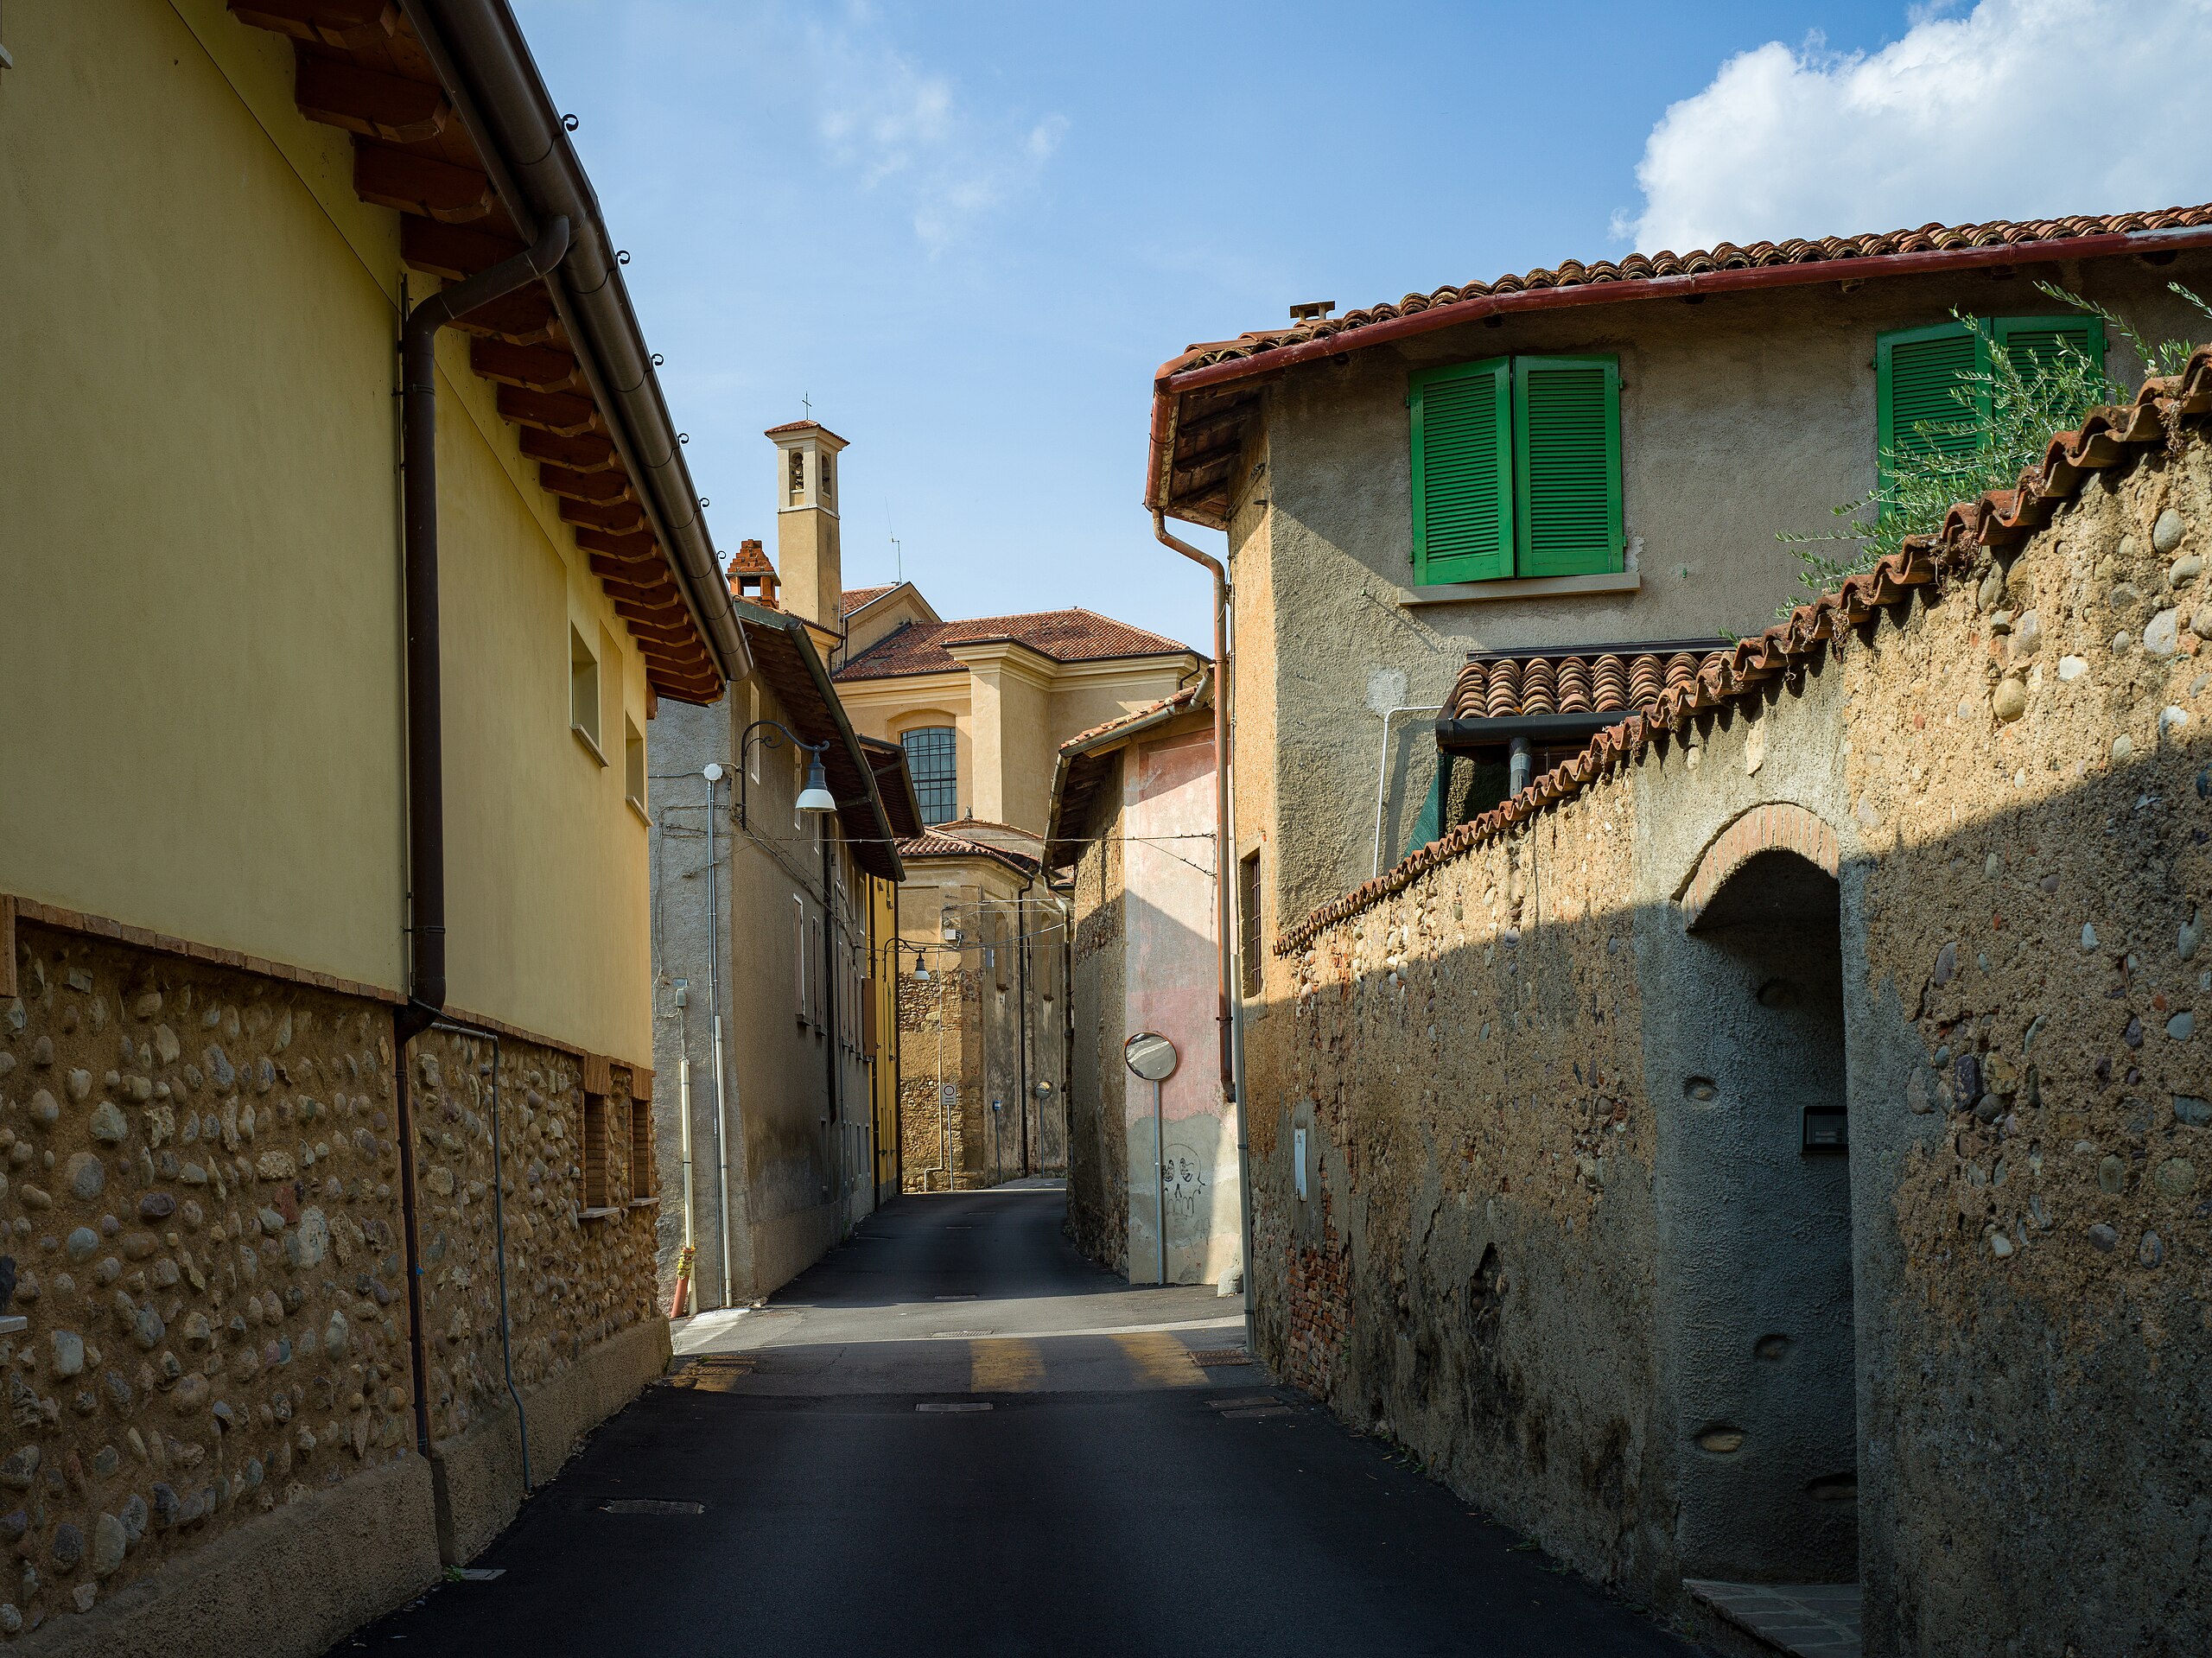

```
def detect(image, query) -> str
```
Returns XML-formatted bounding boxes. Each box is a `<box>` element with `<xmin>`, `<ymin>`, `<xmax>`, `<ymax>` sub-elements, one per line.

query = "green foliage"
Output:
<box><xmin>1777</xmin><ymin>283</ymin><xmax>2210</xmax><ymax>615</ymax></box>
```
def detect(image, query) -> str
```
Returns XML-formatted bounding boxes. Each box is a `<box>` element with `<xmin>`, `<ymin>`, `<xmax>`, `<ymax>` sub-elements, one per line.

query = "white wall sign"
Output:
<box><xmin>1294</xmin><ymin>1127</ymin><xmax>1308</xmax><ymax>1199</ymax></box>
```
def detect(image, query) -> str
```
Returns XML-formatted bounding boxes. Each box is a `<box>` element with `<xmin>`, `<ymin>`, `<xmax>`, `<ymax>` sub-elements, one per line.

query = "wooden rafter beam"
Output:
<box><xmin>588</xmin><ymin>553</ymin><xmax>664</xmax><ymax>582</ymax></box>
<box><xmin>540</xmin><ymin>465</ymin><xmax>634</xmax><ymax>505</ymax></box>
<box><xmin>354</xmin><ymin>142</ymin><xmax>493</xmax><ymax>223</ymax></box>
<box><xmin>294</xmin><ymin>51</ymin><xmax>449</xmax><ymax>143</ymax></box>
<box><xmin>401</xmin><ymin>218</ymin><xmax>524</xmax><ymax>282</ymax></box>
<box><xmin>575</xmin><ymin>527</ymin><xmax>659</xmax><ymax>561</ymax></box>
<box><xmin>521</xmin><ymin>429</ymin><xmax>622</xmax><ymax>473</ymax></box>
<box><xmin>471</xmin><ymin>340</ymin><xmax>585</xmax><ymax>394</ymax></box>
<box><xmin>451</xmin><ymin>287</ymin><xmax>558</xmax><ymax>347</ymax></box>
<box><xmin>229</xmin><ymin>0</ymin><xmax>395</xmax><ymax>49</ymax></box>
<box><xmin>559</xmin><ymin>496</ymin><xmax>649</xmax><ymax>536</ymax></box>
<box><xmin>497</xmin><ymin>386</ymin><xmax>601</xmax><ymax>437</ymax></box>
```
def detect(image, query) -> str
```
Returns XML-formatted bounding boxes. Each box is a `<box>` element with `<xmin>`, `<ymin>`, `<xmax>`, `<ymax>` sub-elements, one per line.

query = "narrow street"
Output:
<box><xmin>330</xmin><ymin>1187</ymin><xmax>1689</xmax><ymax>1657</ymax></box>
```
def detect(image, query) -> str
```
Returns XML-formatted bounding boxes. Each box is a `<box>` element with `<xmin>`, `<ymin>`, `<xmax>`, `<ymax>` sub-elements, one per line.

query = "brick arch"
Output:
<box><xmin>1678</xmin><ymin>803</ymin><xmax>1840</xmax><ymax>928</ymax></box>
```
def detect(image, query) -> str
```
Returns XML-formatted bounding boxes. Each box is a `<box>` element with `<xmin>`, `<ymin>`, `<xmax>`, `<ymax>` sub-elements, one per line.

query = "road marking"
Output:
<box><xmin>1111</xmin><ymin>1329</ymin><xmax>1206</xmax><ymax>1389</ymax></box>
<box><xmin>918</xmin><ymin>1314</ymin><xmax>1242</xmax><ymax>1344</ymax></box>
<box><xmin>969</xmin><ymin>1337</ymin><xmax>1044</xmax><ymax>1394</ymax></box>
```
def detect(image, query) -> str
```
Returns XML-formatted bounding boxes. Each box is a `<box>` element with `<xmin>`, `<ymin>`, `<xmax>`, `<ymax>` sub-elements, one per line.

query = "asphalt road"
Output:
<box><xmin>333</xmin><ymin>1187</ymin><xmax>1693</xmax><ymax>1657</ymax></box>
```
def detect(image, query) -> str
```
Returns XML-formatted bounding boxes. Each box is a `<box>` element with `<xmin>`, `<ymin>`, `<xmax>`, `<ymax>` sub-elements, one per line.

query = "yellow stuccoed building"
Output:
<box><xmin>0</xmin><ymin>3</ymin><xmax>743</xmax><ymax>1650</ymax></box>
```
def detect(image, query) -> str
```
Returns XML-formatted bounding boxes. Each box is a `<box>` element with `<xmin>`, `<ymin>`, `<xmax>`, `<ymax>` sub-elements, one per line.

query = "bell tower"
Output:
<box><xmin>767</xmin><ymin>420</ymin><xmax>848</xmax><ymax>643</ymax></box>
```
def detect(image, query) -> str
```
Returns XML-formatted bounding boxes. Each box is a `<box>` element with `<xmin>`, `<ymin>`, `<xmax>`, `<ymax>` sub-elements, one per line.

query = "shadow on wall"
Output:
<box><xmin>1248</xmin><ymin>729</ymin><xmax>2211</xmax><ymax>1655</ymax></box>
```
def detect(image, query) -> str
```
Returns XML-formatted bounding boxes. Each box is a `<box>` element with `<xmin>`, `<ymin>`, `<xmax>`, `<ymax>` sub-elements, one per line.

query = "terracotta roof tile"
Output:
<box><xmin>1445</xmin><ymin>641</ymin><xmax>1733</xmax><ymax>721</ymax></box>
<box><xmin>1274</xmin><ymin>340</ymin><xmax>2212</xmax><ymax>956</ymax></box>
<box><xmin>1166</xmin><ymin>206</ymin><xmax>2212</xmax><ymax>378</ymax></box>
<box><xmin>764</xmin><ymin>419</ymin><xmax>849</xmax><ymax>444</ymax></box>
<box><xmin>898</xmin><ymin>831</ymin><xmax>1042</xmax><ymax>877</ymax></box>
<box><xmin>842</xmin><ymin>585</ymin><xmax>895</xmax><ymax>614</ymax></box>
<box><xmin>1059</xmin><ymin>683</ymin><xmax>1205</xmax><ymax>751</ymax></box>
<box><xmin>834</xmin><ymin>608</ymin><xmax>1196</xmax><ymax>681</ymax></box>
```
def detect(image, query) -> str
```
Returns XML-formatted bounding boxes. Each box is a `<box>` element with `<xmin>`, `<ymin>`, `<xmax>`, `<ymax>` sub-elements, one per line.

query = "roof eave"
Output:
<box><xmin>1144</xmin><ymin>222</ymin><xmax>2212</xmax><ymax>520</ymax></box>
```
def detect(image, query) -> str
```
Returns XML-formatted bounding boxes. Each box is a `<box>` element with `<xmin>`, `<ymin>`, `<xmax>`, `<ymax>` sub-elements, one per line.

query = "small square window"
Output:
<box><xmin>569</xmin><ymin>625</ymin><xmax>603</xmax><ymax>758</ymax></box>
<box><xmin>628</xmin><ymin>1093</ymin><xmax>654</xmax><ymax>1200</ymax></box>
<box><xmin>624</xmin><ymin>715</ymin><xmax>647</xmax><ymax>818</ymax></box>
<box><xmin>582</xmin><ymin>1090</ymin><xmax>610</xmax><ymax>1209</ymax></box>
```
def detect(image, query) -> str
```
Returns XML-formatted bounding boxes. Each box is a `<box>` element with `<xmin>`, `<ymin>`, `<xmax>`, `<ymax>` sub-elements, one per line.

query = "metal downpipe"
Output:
<box><xmin>1152</xmin><ymin>512</ymin><xmax>1253</xmax><ymax>1339</ymax></box>
<box><xmin>394</xmin><ymin>214</ymin><xmax>570</xmax><ymax>1457</ymax></box>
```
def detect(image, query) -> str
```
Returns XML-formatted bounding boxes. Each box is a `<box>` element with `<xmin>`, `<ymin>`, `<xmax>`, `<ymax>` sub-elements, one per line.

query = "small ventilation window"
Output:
<box><xmin>624</xmin><ymin>715</ymin><xmax>647</xmax><ymax>816</ymax></box>
<box><xmin>582</xmin><ymin>1089</ymin><xmax>609</xmax><ymax>1209</ymax></box>
<box><xmin>628</xmin><ymin>1093</ymin><xmax>654</xmax><ymax>1200</ymax></box>
<box><xmin>569</xmin><ymin>624</ymin><xmax>602</xmax><ymax>757</ymax></box>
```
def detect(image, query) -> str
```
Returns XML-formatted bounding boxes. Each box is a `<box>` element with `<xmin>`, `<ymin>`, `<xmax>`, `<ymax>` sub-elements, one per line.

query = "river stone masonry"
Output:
<box><xmin>0</xmin><ymin>925</ymin><xmax>411</xmax><ymax>1637</ymax></box>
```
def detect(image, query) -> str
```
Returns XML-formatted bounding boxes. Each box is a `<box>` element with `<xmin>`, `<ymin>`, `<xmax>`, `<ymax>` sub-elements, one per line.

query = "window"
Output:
<box><xmin>901</xmin><ymin>727</ymin><xmax>957</xmax><ymax>825</ymax></box>
<box><xmin>569</xmin><ymin>625</ymin><xmax>602</xmax><ymax>756</ymax></box>
<box><xmin>1410</xmin><ymin>355</ymin><xmax>1623</xmax><ymax>586</ymax></box>
<box><xmin>582</xmin><ymin>1089</ymin><xmax>610</xmax><ymax>1210</ymax></box>
<box><xmin>747</xmin><ymin>683</ymin><xmax>762</xmax><ymax>782</ymax></box>
<box><xmin>1238</xmin><ymin>849</ymin><xmax>1263</xmax><ymax>1000</ymax></box>
<box><xmin>1877</xmin><ymin>314</ymin><xmax>2104</xmax><ymax>492</ymax></box>
<box><xmin>624</xmin><ymin>715</ymin><xmax>647</xmax><ymax>817</ymax></box>
<box><xmin>628</xmin><ymin>1092</ymin><xmax>654</xmax><ymax>1202</ymax></box>
<box><xmin>795</xmin><ymin>895</ymin><xmax>810</xmax><ymax>1024</ymax></box>
<box><xmin>788</xmin><ymin>448</ymin><xmax>806</xmax><ymax>505</ymax></box>
<box><xmin>810</xmin><ymin>917</ymin><xmax>825</xmax><ymax>1032</ymax></box>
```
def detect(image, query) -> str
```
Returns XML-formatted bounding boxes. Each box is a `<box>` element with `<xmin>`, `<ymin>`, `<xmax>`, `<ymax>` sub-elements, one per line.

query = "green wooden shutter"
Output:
<box><xmin>1993</xmin><ymin>313</ymin><xmax>2106</xmax><ymax>385</ymax></box>
<box><xmin>1878</xmin><ymin>322</ymin><xmax>1983</xmax><ymax>486</ymax></box>
<box><xmin>1411</xmin><ymin>358</ymin><xmax>1514</xmax><ymax>584</ymax></box>
<box><xmin>1512</xmin><ymin>355</ymin><xmax>1622</xmax><ymax>577</ymax></box>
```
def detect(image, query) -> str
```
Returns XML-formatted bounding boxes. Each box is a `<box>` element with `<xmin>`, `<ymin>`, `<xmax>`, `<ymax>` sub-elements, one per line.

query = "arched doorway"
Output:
<box><xmin>1665</xmin><ymin>842</ymin><xmax>1859</xmax><ymax>1587</ymax></box>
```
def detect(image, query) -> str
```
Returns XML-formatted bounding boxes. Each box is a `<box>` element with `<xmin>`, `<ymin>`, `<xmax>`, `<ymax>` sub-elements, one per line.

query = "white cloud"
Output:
<box><xmin>1617</xmin><ymin>0</ymin><xmax>2212</xmax><ymax>253</ymax></box>
<box><xmin>808</xmin><ymin>8</ymin><xmax>1066</xmax><ymax>253</ymax></box>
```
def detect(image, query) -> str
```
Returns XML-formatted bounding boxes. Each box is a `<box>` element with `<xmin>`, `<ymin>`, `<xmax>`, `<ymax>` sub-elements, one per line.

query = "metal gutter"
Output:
<box><xmin>1146</xmin><ymin>223</ymin><xmax>2212</xmax><ymax>520</ymax></box>
<box><xmin>1434</xmin><ymin>710</ymin><xmax>1637</xmax><ymax>753</ymax></box>
<box><xmin>402</xmin><ymin>0</ymin><xmax>748</xmax><ymax>690</ymax></box>
<box><xmin>734</xmin><ymin>602</ymin><xmax>906</xmax><ymax>883</ymax></box>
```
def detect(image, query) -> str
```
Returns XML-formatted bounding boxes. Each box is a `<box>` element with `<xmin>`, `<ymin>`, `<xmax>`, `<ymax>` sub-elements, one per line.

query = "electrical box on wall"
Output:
<box><xmin>1802</xmin><ymin>1105</ymin><xmax>1848</xmax><ymax>1155</ymax></box>
<box><xmin>1294</xmin><ymin>1127</ymin><xmax>1309</xmax><ymax>1198</ymax></box>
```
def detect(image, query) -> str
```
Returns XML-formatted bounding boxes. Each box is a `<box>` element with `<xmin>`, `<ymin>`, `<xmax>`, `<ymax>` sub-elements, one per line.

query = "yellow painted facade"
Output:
<box><xmin>0</xmin><ymin>0</ymin><xmax>658</xmax><ymax>1064</ymax></box>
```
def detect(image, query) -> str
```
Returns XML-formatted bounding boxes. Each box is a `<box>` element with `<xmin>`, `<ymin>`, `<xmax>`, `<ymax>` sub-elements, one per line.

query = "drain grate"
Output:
<box><xmin>916</xmin><ymin>1401</ymin><xmax>994</xmax><ymax>1413</ymax></box>
<box><xmin>1219</xmin><ymin>1406</ymin><xmax>1294</xmax><ymax>1420</ymax></box>
<box><xmin>1207</xmin><ymin>1394</ymin><xmax>1280</xmax><ymax>1409</ymax></box>
<box><xmin>1189</xmin><ymin>1347</ymin><xmax>1253</xmax><ymax>1367</ymax></box>
<box><xmin>601</xmin><ymin>1499</ymin><xmax>705</xmax><ymax>1515</ymax></box>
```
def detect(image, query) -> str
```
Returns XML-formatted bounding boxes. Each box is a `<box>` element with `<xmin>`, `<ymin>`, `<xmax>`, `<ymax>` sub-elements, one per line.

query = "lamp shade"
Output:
<box><xmin>796</xmin><ymin>753</ymin><xmax>837</xmax><ymax>815</ymax></box>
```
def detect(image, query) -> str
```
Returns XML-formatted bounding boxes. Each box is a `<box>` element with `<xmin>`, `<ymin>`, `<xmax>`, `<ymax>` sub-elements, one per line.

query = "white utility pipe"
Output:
<box><xmin>704</xmin><ymin>763</ymin><xmax>735</xmax><ymax>1307</ymax></box>
<box><xmin>1371</xmin><ymin>704</ymin><xmax>1445</xmax><ymax>877</ymax></box>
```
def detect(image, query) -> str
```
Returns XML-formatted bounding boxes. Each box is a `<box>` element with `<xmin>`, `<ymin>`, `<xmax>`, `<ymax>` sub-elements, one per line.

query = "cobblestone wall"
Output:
<box><xmin>0</xmin><ymin>926</ymin><xmax>670</xmax><ymax>1645</ymax></box>
<box><xmin>0</xmin><ymin>926</ymin><xmax>411</xmax><ymax>1634</ymax></box>
<box><xmin>402</xmin><ymin>1031</ymin><xmax>657</xmax><ymax>1447</ymax></box>
<box><xmin>1247</xmin><ymin>388</ymin><xmax>2212</xmax><ymax>1652</ymax></box>
<box><xmin>897</xmin><ymin>971</ymin><xmax>977</xmax><ymax>1191</ymax></box>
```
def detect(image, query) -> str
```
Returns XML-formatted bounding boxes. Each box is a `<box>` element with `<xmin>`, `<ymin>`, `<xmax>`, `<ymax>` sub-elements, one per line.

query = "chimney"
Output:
<box><xmin>725</xmin><ymin>538</ymin><xmax>778</xmax><ymax>609</ymax></box>
<box><xmin>766</xmin><ymin>420</ymin><xmax>848</xmax><ymax>632</ymax></box>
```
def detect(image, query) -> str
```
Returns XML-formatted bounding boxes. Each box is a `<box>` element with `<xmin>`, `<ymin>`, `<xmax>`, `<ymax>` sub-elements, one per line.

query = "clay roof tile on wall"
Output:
<box><xmin>834</xmin><ymin>608</ymin><xmax>1197</xmax><ymax>681</ymax></box>
<box><xmin>1446</xmin><ymin>642</ymin><xmax>1733</xmax><ymax>722</ymax></box>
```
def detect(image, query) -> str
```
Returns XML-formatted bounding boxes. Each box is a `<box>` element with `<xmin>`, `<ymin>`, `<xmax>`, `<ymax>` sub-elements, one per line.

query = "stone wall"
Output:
<box><xmin>1245</xmin><ymin>367</ymin><xmax>2212</xmax><ymax>1654</ymax></box>
<box><xmin>0</xmin><ymin>925</ymin><xmax>415</xmax><ymax>1636</ymax></box>
<box><xmin>0</xmin><ymin>922</ymin><xmax>671</xmax><ymax>1648</ymax></box>
<box><xmin>897</xmin><ymin>969</ymin><xmax>980</xmax><ymax>1191</ymax></box>
<box><xmin>1065</xmin><ymin>762</ymin><xmax>1128</xmax><ymax>1271</ymax></box>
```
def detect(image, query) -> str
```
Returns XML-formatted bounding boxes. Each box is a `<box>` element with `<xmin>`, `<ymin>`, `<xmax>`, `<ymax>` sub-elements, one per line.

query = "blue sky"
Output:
<box><xmin>512</xmin><ymin>0</ymin><xmax>2212</xmax><ymax>651</ymax></box>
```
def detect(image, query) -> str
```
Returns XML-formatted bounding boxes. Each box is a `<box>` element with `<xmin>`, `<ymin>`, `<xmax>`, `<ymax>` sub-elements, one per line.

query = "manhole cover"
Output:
<box><xmin>1208</xmin><ymin>1395</ymin><xmax>1279</xmax><ymax>1409</ymax></box>
<box><xmin>600</xmin><ymin>1499</ymin><xmax>705</xmax><ymax>1515</ymax></box>
<box><xmin>916</xmin><ymin>1401</ymin><xmax>994</xmax><ymax>1413</ymax></box>
<box><xmin>1189</xmin><ymin>1348</ymin><xmax>1252</xmax><ymax>1367</ymax></box>
<box><xmin>1219</xmin><ymin>1407</ymin><xmax>1293</xmax><ymax>1420</ymax></box>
